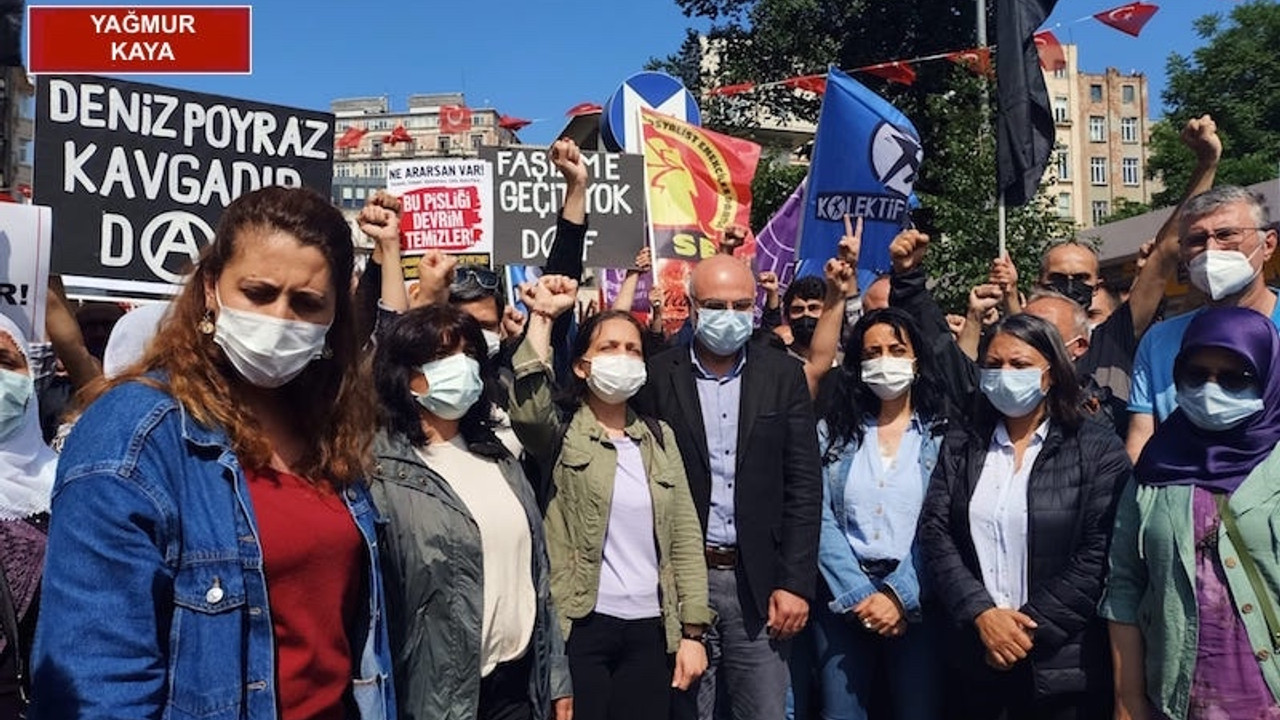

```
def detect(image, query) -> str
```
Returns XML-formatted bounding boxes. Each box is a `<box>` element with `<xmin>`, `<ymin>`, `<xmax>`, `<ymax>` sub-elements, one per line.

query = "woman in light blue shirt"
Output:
<box><xmin>790</xmin><ymin>308</ymin><xmax>948</xmax><ymax>720</ymax></box>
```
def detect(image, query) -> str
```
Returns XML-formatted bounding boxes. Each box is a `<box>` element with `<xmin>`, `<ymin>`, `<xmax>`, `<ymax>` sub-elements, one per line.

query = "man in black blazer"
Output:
<box><xmin>635</xmin><ymin>254</ymin><xmax>822</xmax><ymax>720</ymax></box>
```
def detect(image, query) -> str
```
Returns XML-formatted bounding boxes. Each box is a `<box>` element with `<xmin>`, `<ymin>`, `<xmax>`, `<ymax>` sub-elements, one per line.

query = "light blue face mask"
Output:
<box><xmin>979</xmin><ymin>368</ymin><xmax>1046</xmax><ymax>418</ymax></box>
<box><xmin>414</xmin><ymin>353</ymin><xmax>483</xmax><ymax>421</ymax></box>
<box><xmin>0</xmin><ymin>369</ymin><xmax>33</xmax><ymax>442</ymax></box>
<box><xmin>695</xmin><ymin>308</ymin><xmax>754</xmax><ymax>357</ymax></box>
<box><xmin>1176</xmin><ymin>381</ymin><xmax>1264</xmax><ymax>432</ymax></box>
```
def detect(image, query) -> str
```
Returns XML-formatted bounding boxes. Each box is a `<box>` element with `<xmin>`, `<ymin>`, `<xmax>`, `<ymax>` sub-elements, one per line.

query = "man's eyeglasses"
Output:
<box><xmin>451</xmin><ymin>265</ymin><xmax>501</xmax><ymax>292</ymax></box>
<box><xmin>1176</xmin><ymin>365</ymin><xmax>1258</xmax><ymax>394</ymax></box>
<box><xmin>696</xmin><ymin>298</ymin><xmax>755</xmax><ymax>312</ymax></box>
<box><xmin>1182</xmin><ymin>227</ymin><xmax>1266</xmax><ymax>252</ymax></box>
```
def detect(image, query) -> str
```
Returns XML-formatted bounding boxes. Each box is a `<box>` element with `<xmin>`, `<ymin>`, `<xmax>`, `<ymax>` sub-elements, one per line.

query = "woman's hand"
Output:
<box><xmin>854</xmin><ymin>592</ymin><xmax>905</xmax><ymax>638</ymax></box>
<box><xmin>974</xmin><ymin>607</ymin><xmax>1036</xmax><ymax>667</ymax></box>
<box><xmin>672</xmin><ymin>638</ymin><xmax>708</xmax><ymax>690</ymax></box>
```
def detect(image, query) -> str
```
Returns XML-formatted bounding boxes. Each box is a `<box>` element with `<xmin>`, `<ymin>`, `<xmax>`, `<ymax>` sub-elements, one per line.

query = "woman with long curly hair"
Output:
<box><xmin>28</xmin><ymin>186</ymin><xmax>394</xmax><ymax>720</ymax></box>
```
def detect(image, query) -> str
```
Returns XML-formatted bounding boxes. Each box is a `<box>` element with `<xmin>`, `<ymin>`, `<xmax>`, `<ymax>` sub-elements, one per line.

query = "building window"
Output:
<box><xmin>371</xmin><ymin>140</ymin><xmax>383</xmax><ymax>159</ymax></box>
<box><xmin>1121</xmin><ymin>117</ymin><xmax>1139</xmax><ymax>143</ymax></box>
<box><xmin>1089</xmin><ymin>84</ymin><xmax>1103</xmax><ymax>103</ymax></box>
<box><xmin>1058</xmin><ymin>192</ymin><xmax>1072</xmax><ymax>218</ymax></box>
<box><xmin>1053</xmin><ymin>96</ymin><xmax>1069</xmax><ymax>124</ymax></box>
<box><xmin>1122</xmin><ymin>85</ymin><xmax>1135</xmax><ymax>104</ymax></box>
<box><xmin>438</xmin><ymin>136</ymin><xmax>451</xmax><ymax>152</ymax></box>
<box><xmin>356</xmin><ymin>187</ymin><xmax>368</xmax><ymax>200</ymax></box>
<box><xmin>1056</xmin><ymin>148</ymin><xmax>1071</xmax><ymax>180</ymax></box>
<box><xmin>341</xmin><ymin>186</ymin><xmax>353</xmax><ymax>200</ymax></box>
<box><xmin>1054</xmin><ymin>66</ymin><xmax>1068</xmax><ymax>79</ymax></box>
<box><xmin>1092</xmin><ymin>200</ymin><xmax>1110</xmax><ymax>225</ymax></box>
<box><xmin>472</xmin><ymin>134</ymin><xmax>484</xmax><ymax>150</ymax></box>
<box><xmin>1090</xmin><ymin>157</ymin><xmax>1107</xmax><ymax>185</ymax></box>
<box><xmin>1088</xmin><ymin>116</ymin><xmax>1106</xmax><ymax>142</ymax></box>
<box><xmin>1123</xmin><ymin>158</ymin><xmax>1140</xmax><ymax>186</ymax></box>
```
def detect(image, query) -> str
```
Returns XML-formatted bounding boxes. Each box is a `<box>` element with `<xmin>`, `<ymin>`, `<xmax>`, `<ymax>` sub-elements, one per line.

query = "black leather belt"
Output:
<box><xmin>705</xmin><ymin>545</ymin><xmax>737</xmax><ymax>569</ymax></box>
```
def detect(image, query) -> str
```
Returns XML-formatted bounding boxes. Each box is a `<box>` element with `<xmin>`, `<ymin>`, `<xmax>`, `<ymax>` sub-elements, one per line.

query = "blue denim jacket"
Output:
<box><xmin>817</xmin><ymin>416</ymin><xmax>943</xmax><ymax>622</ymax></box>
<box><xmin>28</xmin><ymin>380</ymin><xmax>396</xmax><ymax>720</ymax></box>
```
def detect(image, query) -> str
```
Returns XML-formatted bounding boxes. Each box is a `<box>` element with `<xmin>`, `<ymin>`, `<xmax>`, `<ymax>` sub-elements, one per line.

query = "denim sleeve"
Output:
<box><xmin>881</xmin><ymin>545</ymin><xmax>923</xmax><ymax>623</ymax></box>
<box><xmin>30</xmin><ymin>467</ymin><xmax>174</xmax><ymax>720</ymax></box>
<box><xmin>819</xmin><ymin>482</ymin><xmax>879</xmax><ymax>614</ymax></box>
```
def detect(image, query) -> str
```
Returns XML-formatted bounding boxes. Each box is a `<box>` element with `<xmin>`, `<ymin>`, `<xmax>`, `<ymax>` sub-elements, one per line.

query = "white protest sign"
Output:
<box><xmin>0</xmin><ymin>204</ymin><xmax>53</xmax><ymax>341</ymax></box>
<box><xmin>386</xmin><ymin>158</ymin><xmax>494</xmax><ymax>256</ymax></box>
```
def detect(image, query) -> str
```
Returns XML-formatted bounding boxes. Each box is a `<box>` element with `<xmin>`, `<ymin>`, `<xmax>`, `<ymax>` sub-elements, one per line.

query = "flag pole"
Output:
<box><xmin>976</xmin><ymin>0</ymin><xmax>1008</xmax><ymax>257</ymax></box>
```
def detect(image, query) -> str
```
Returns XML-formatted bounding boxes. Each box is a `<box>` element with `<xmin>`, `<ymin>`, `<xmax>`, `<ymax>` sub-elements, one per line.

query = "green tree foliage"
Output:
<box><xmin>749</xmin><ymin>160</ymin><xmax>807</xmax><ymax>232</ymax></box>
<box><xmin>650</xmin><ymin>0</ymin><xmax>1072</xmax><ymax>311</ymax></box>
<box><xmin>1147</xmin><ymin>0</ymin><xmax>1280</xmax><ymax>207</ymax></box>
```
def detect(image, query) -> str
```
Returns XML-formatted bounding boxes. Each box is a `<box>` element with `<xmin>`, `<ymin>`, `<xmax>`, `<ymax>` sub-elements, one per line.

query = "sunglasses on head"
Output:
<box><xmin>1177</xmin><ymin>365</ymin><xmax>1259</xmax><ymax>394</ymax></box>
<box><xmin>452</xmin><ymin>266</ymin><xmax>501</xmax><ymax>292</ymax></box>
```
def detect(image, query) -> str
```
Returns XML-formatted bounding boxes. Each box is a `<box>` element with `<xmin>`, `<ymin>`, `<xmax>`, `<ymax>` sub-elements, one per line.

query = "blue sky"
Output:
<box><xmin>26</xmin><ymin>0</ymin><xmax>1241</xmax><ymax>144</ymax></box>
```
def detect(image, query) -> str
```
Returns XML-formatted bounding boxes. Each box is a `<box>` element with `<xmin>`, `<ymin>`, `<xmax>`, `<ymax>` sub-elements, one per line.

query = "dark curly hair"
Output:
<box><xmin>821</xmin><ymin>307</ymin><xmax>946</xmax><ymax>464</ymax></box>
<box><xmin>373</xmin><ymin>305</ymin><xmax>500</xmax><ymax>449</ymax></box>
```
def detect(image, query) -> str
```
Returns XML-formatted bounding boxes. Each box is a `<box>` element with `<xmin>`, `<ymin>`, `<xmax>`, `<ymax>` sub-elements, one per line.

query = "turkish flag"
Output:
<box><xmin>1094</xmin><ymin>2</ymin><xmax>1159</xmax><ymax>37</ymax></box>
<box><xmin>499</xmin><ymin>115</ymin><xmax>532</xmax><ymax>132</ymax></box>
<box><xmin>784</xmin><ymin>74</ymin><xmax>827</xmax><ymax>94</ymax></box>
<box><xmin>384</xmin><ymin>124</ymin><xmax>413</xmax><ymax>145</ymax></box>
<box><xmin>335</xmin><ymin>125</ymin><xmax>368</xmax><ymax>149</ymax></box>
<box><xmin>948</xmin><ymin>48</ymin><xmax>993</xmax><ymax>77</ymax></box>
<box><xmin>565</xmin><ymin>102</ymin><xmax>603</xmax><ymax>117</ymax></box>
<box><xmin>16</xmin><ymin>183</ymin><xmax>30</xmax><ymax>199</ymax></box>
<box><xmin>440</xmin><ymin>105</ymin><xmax>473</xmax><ymax>134</ymax></box>
<box><xmin>862</xmin><ymin>62</ymin><xmax>916</xmax><ymax>87</ymax></box>
<box><xmin>709</xmin><ymin>82</ymin><xmax>756</xmax><ymax>97</ymax></box>
<box><xmin>1033</xmin><ymin>30</ymin><xmax>1066</xmax><ymax>71</ymax></box>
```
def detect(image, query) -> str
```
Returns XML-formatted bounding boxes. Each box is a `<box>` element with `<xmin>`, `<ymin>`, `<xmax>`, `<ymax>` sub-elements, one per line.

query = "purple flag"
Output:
<box><xmin>754</xmin><ymin>178</ymin><xmax>806</xmax><ymax>311</ymax></box>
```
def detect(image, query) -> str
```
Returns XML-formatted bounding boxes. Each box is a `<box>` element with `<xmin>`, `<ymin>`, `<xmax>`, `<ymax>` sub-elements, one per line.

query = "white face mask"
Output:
<box><xmin>860</xmin><ymin>357</ymin><xmax>915</xmax><ymax>401</ymax></box>
<box><xmin>414</xmin><ymin>353</ymin><xmax>483</xmax><ymax>421</ymax></box>
<box><xmin>1189</xmin><ymin>247</ymin><xmax>1260</xmax><ymax>301</ymax></box>
<box><xmin>213</xmin><ymin>296</ymin><xmax>330</xmax><ymax>389</ymax></box>
<box><xmin>0</xmin><ymin>369</ymin><xmax>33</xmax><ymax>442</ymax></box>
<box><xmin>586</xmin><ymin>354</ymin><xmax>648</xmax><ymax>405</ymax></box>
<box><xmin>1176</xmin><ymin>381</ymin><xmax>1264</xmax><ymax>432</ymax></box>
<box><xmin>482</xmin><ymin>329</ymin><xmax>502</xmax><ymax>359</ymax></box>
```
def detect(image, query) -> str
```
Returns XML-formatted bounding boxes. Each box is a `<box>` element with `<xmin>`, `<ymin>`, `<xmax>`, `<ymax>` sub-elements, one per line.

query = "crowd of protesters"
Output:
<box><xmin>2</xmin><ymin>112</ymin><xmax>1280</xmax><ymax>720</ymax></box>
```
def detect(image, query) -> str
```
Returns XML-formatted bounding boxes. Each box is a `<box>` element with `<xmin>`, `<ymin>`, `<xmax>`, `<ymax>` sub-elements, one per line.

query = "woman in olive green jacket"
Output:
<box><xmin>510</xmin><ymin>275</ymin><xmax>711</xmax><ymax>720</ymax></box>
<box><xmin>1104</xmin><ymin>308</ymin><xmax>1280</xmax><ymax>720</ymax></box>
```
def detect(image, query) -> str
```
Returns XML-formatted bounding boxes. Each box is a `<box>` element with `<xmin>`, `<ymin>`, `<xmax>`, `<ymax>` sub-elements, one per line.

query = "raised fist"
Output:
<box><xmin>1181</xmin><ymin>114</ymin><xmax>1221</xmax><ymax>165</ymax></box>
<box><xmin>889</xmin><ymin>229</ymin><xmax>930</xmax><ymax>274</ymax></box>
<box><xmin>358</xmin><ymin>190</ymin><xmax>402</xmax><ymax>251</ymax></box>
<box><xmin>525</xmin><ymin>274</ymin><xmax>579</xmax><ymax>318</ymax></box>
<box><xmin>550</xmin><ymin>137</ymin><xmax>588</xmax><ymax>186</ymax></box>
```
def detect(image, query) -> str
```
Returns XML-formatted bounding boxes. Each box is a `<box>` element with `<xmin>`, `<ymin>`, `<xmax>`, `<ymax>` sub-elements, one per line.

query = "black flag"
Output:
<box><xmin>0</xmin><ymin>0</ymin><xmax>19</xmax><ymax>67</ymax></box>
<box><xmin>996</xmin><ymin>0</ymin><xmax>1058</xmax><ymax>207</ymax></box>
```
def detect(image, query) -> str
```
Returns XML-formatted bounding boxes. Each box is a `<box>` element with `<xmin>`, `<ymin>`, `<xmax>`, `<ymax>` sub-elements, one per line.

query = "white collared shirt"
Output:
<box><xmin>969</xmin><ymin>420</ymin><xmax>1049</xmax><ymax>610</ymax></box>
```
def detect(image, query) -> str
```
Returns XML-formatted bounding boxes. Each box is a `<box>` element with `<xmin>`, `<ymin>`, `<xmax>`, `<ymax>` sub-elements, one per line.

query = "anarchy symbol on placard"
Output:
<box><xmin>142</xmin><ymin>211</ymin><xmax>214</xmax><ymax>284</ymax></box>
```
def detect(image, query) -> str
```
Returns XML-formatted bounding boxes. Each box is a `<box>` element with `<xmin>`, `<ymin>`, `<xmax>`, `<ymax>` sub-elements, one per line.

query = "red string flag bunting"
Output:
<box><xmin>708</xmin><ymin>82</ymin><xmax>757</xmax><ymax>97</ymax></box>
<box><xmin>783</xmin><ymin>74</ymin><xmax>828</xmax><ymax>94</ymax></box>
<box><xmin>1093</xmin><ymin>2</ymin><xmax>1159</xmax><ymax>37</ymax></box>
<box><xmin>861</xmin><ymin>61</ymin><xmax>917</xmax><ymax>86</ymax></box>
<box><xmin>440</xmin><ymin>105</ymin><xmax>473</xmax><ymax>134</ymax></box>
<box><xmin>335</xmin><ymin>125</ymin><xmax>368</xmax><ymax>150</ymax></box>
<box><xmin>383</xmin><ymin>123</ymin><xmax>413</xmax><ymax>145</ymax></box>
<box><xmin>1033</xmin><ymin>30</ymin><xmax>1066</xmax><ymax>72</ymax></box>
<box><xmin>499</xmin><ymin>115</ymin><xmax>533</xmax><ymax>132</ymax></box>
<box><xmin>565</xmin><ymin>102</ymin><xmax>603</xmax><ymax>117</ymax></box>
<box><xmin>947</xmin><ymin>48</ymin><xmax>993</xmax><ymax>77</ymax></box>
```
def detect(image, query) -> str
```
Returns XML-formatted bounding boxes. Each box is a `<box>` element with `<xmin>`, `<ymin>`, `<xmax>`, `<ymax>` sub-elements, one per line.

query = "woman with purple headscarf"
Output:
<box><xmin>1104</xmin><ymin>306</ymin><xmax>1280</xmax><ymax>720</ymax></box>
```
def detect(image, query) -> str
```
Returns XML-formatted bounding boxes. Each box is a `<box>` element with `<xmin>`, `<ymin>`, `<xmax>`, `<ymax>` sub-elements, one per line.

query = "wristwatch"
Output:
<box><xmin>681</xmin><ymin>627</ymin><xmax>707</xmax><ymax>643</ymax></box>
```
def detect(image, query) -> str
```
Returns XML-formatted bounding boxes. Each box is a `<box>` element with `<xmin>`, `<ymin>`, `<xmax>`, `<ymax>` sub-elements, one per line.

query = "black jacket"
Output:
<box><xmin>633</xmin><ymin>343</ymin><xmax>823</xmax><ymax>619</ymax></box>
<box><xmin>918</xmin><ymin>417</ymin><xmax>1131</xmax><ymax>699</ymax></box>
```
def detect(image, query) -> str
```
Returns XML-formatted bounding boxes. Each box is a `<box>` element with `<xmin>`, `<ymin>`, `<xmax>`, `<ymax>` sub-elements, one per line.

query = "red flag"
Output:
<box><xmin>947</xmin><ymin>48</ymin><xmax>993</xmax><ymax>77</ymax></box>
<box><xmin>565</xmin><ymin>102</ymin><xmax>603</xmax><ymax>117</ymax></box>
<box><xmin>862</xmin><ymin>62</ymin><xmax>916</xmax><ymax>86</ymax></box>
<box><xmin>1033</xmin><ymin>30</ymin><xmax>1066</xmax><ymax>71</ymax></box>
<box><xmin>383</xmin><ymin>124</ymin><xmax>413</xmax><ymax>145</ymax></box>
<box><xmin>783</xmin><ymin>74</ymin><xmax>827</xmax><ymax>94</ymax></box>
<box><xmin>709</xmin><ymin>82</ymin><xmax>756</xmax><ymax>97</ymax></box>
<box><xmin>440</xmin><ymin>105</ymin><xmax>472</xmax><ymax>134</ymax></box>
<box><xmin>335</xmin><ymin>125</ymin><xmax>367</xmax><ymax>149</ymax></box>
<box><xmin>499</xmin><ymin>115</ymin><xmax>532</xmax><ymax>132</ymax></box>
<box><xmin>1093</xmin><ymin>2</ymin><xmax>1159</xmax><ymax>37</ymax></box>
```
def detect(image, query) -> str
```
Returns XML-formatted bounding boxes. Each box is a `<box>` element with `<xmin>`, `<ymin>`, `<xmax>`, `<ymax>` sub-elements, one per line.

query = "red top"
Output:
<box><xmin>246</xmin><ymin>467</ymin><xmax>364</xmax><ymax>720</ymax></box>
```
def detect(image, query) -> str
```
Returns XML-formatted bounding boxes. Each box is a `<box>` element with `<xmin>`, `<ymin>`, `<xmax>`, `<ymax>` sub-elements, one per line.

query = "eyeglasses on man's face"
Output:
<box><xmin>1181</xmin><ymin>226</ymin><xmax>1266</xmax><ymax>253</ymax></box>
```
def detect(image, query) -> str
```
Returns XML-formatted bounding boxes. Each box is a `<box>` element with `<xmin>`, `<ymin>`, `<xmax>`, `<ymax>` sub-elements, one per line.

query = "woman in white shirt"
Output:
<box><xmin>918</xmin><ymin>313</ymin><xmax>1131</xmax><ymax>720</ymax></box>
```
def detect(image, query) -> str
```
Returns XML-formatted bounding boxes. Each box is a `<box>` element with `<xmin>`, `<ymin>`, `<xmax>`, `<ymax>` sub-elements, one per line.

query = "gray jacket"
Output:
<box><xmin>369</xmin><ymin>430</ymin><xmax>571</xmax><ymax>720</ymax></box>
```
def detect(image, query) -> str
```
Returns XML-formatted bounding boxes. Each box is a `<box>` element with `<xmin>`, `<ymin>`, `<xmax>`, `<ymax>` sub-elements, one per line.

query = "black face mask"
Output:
<box><xmin>790</xmin><ymin>316</ymin><xmax>819</xmax><ymax>347</ymax></box>
<box><xmin>1045</xmin><ymin>277</ymin><xmax>1095</xmax><ymax>310</ymax></box>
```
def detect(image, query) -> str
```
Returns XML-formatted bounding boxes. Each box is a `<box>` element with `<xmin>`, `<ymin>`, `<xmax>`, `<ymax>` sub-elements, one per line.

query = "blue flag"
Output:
<box><xmin>797</xmin><ymin>67</ymin><xmax>922</xmax><ymax>290</ymax></box>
